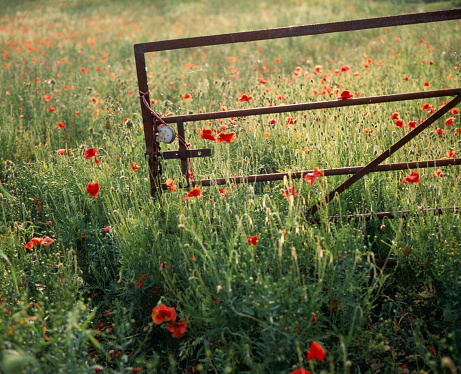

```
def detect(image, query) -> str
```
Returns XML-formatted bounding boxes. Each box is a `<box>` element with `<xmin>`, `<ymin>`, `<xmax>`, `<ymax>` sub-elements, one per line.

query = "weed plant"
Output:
<box><xmin>0</xmin><ymin>0</ymin><xmax>461</xmax><ymax>372</ymax></box>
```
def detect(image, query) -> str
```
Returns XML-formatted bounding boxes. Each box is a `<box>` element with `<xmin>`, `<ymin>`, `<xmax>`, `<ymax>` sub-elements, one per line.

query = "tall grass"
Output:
<box><xmin>1</xmin><ymin>0</ymin><xmax>461</xmax><ymax>372</ymax></box>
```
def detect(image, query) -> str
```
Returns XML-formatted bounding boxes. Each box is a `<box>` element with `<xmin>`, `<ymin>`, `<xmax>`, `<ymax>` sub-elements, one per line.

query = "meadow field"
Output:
<box><xmin>1</xmin><ymin>0</ymin><xmax>461</xmax><ymax>372</ymax></box>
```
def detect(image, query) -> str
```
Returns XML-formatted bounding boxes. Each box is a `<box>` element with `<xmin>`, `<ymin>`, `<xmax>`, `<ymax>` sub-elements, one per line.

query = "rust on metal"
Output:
<box><xmin>162</xmin><ymin>148</ymin><xmax>212</xmax><ymax>160</ymax></box>
<box><xmin>134</xmin><ymin>9</ymin><xmax>461</xmax><ymax>54</ymax></box>
<box><xmin>307</xmin><ymin>206</ymin><xmax>460</xmax><ymax>223</ymax></box>
<box><xmin>159</xmin><ymin>89</ymin><xmax>461</xmax><ymax>124</ymax></box>
<box><xmin>160</xmin><ymin>157</ymin><xmax>461</xmax><ymax>189</ymax></box>
<box><xmin>306</xmin><ymin>94</ymin><xmax>461</xmax><ymax>216</ymax></box>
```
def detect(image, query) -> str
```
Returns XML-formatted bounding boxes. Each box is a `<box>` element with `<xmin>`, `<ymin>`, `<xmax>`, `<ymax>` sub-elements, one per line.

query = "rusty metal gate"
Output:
<box><xmin>134</xmin><ymin>9</ymin><xmax>461</xmax><ymax>219</ymax></box>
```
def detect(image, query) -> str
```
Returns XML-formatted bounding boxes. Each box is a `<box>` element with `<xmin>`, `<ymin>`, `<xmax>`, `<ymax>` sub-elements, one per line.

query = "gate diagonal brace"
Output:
<box><xmin>306</xmin><ymin>94</ymin><xmax>461</xmax><ymax>217</ymax></box>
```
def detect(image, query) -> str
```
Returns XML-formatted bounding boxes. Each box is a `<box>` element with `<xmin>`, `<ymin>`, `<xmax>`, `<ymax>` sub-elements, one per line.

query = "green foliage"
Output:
<box><xmin>1</xmin><ymin>0</ymin><xmax>461</xmax><ymax>372</ymax></box>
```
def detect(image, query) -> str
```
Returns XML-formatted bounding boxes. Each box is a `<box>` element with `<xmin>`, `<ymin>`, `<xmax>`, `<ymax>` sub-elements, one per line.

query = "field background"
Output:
<box><xmin>1</xmin><ymin>0</ymin><xmax>461</xmax><ymax>372</ymax></box>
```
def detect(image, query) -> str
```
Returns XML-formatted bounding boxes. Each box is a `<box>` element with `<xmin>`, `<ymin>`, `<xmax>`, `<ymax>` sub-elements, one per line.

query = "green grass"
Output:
<box><xmin>1</xmin><ymin>0</ymin><xmax>461</xmax><ymax>372</ymax></box>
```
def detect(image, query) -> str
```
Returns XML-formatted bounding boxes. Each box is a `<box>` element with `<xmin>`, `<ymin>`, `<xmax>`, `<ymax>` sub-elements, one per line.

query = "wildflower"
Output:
<box><xmin>404</xmin><ymin>76</ymin><xmax>409</xmax><ymax>81</ymax></box>
<box><xmin>282</xmin><ymin>186</ymin><xmax>299</xmax><ymax>199</ymax></box>
<box><xmin>218</xmin><ymin>188</ymin><xmax>228</xmax><ymax>195</ymax></box>
<box><xmin>304</xmin><ymin>167</ymin><xmax>323</xmax><ymax>186</ymax></box>
<box><xmin>276</xmin><ymin>95</ymin><xmax>285</xmax><ymax>101</ymax></box>
<box><xmin>182</xmin><ymin>93</ymin><xmax>192</xmax><ymax>99</ymax></box>
<box><xmin>340</xmin><ymin>65</ymin><xmax>351</xmax><ymax>72</ymax></box>
<box><xmin>247</xmin><ymin>236</ymin><xmax>258</xmax><ymax>245</ymax></box>
<box><xmin>436</xmin><ymin>128</ymin><xmax>445</xmax><ymax>135</ymax></box>
<box><xmin>454</xmin><ymin>128</ymin><xmax>461</xmax><ymax>134</ymax></box>
<box><xmin>25</xmin><ymin>237</ymin><xmax>44</xmax><ymax>250</ymax></box>
<box><xmin>391</xmin><ymin>112</ymin><xmax>400</xmax><ymax>120</ymax></box>
<box><xmin>263</xmin><ymin>132</ymin><xmax>270</xmax><ymax>138</ymax></box>
<box><xmin>402</xmin><ymin>171</ymin><xmax>420</xmax><ymax>184</ymax></box>
<box><xmin>268</xmin><ymin>118</ymin><xmax>276</xmax><ymax>125</ymax></box>
<box><xmin>184</xmin><ymin>186</ymin><xmax>201</xmax><ymax>201</ymax></box>
<box><xmin>103</xmin><ymin>226</ymin><xmax>111</xmax><ymax>232</ymax></box>
<box><xmin>433</xmin><ymin>169</ymin><xmax>443</xmax><ymax>178</ymax></box>
<box><xmin>446</xmin><ymin>150</ymin><xmax>457</xmax><ymax>158</ymax></box>
<box><xmin>423</xmin><ymin>81</ymin><xmax>430</xmax><ymax>87</ymax></box>
<box><xmin>421</xmin><ymin>103</ymin><xmax>432</xmax><ymax>111</ymax></box>
<box><xmin>200</xmin><ymin>128</ymin><xmax>216</xmax><ymax>141</ymax></box>
<box><xmin>408</xmin><ymin>121</ymin><xmax>417</xmax><ymax>130</ymax></box>
<box><xmin>314</xmin><ymin>65</ymin><xmax>323</xmax><ymax>74</ymax></box>
<box><xmin>152</xmin><ymin>304</ymin><xmax>177</xmax><ymax>325</ymax></box>
<box><xmin>57</xmin><ymin>121</ymin><xmax>66</xmax><ymax>129</ymax></box>
<box><xmin>331</xmin><ymin>299</ymin><xmax>338</xmax><ymax>313</ymax></box>
<box><xmin>307</xmin><ymin>341</ymin><xmax>326</xmax><ymax>362</ymax></box>
<box><xmin>86</xmin><ymin>182</ymin><xmax>100</xmax><ymax>197</ymax></box>
<box><xmin>42</xmin><ymin>237</ymin><xmax>54</xmax><ymax>246</ymax></box>
<box><xmin>337</xmin><ymin>90</ymin><xmax>353</xmax><ymax>100</ymax></box>
<box><xmin>56</xmin><ymin>149</ymin><xmax>66</xmax><ymax>155</ymax></box>
<box><xmin>452</xmin><ymin>108</ymin><xmax>459</xmax><ymax>115</ymax></box>
<box><xmin>217</xmin><ymin>132</ymin><xmax>236</xmax><ymax>144</ymax></box>
<box><xmin>445</xmin><ymin>117</ymin><xmax>455</xmax><ymax>126</ymax></box>
<box><xmin>395</xmin><ymin>119</ymin><xmax>405</xmax><ymax>128</ymax></box>
<box><xmin>84</xmin><ymin>148</ymin><xmax>100</xmax><ymax>164</ymax></box>
<box><xmin>165</xmin><ymin>178</ymin><xmax>177</xmax><ymax>191</ymax></box>
<box><xmin>285</xmin><ymin>117</ymin><xmax>294</xmax><ymax>125</ymax></box>
<box><xmin>44</xmin><ymin>94</ymin><xmax>52</xmax><ymax>101</ymax></box>
<box><xmin>131</xmin><ymin>161</ymin><xmax>140</xmax><ymax>170</ymax></box>
<box><xmin>133</xmin><ymin>368</ymin><xmax>141</xmax><ymax>373</ymax></box>
<box><xmin>238</xmin><ymin>94</ymin><xmax>252</xmax><ymax>103</ymax></box>
<box><xmin>311</xmin><ymin>313</ymin><xmax>316</xmax><ymax>323</ymax></box>
<box><xmin>259</xmin><ymin>78</ymin><xmax>268</xmax><ymax>85</ymax></box>
<box><xmin>49</xmin><ymin>106</ymin><xmax>56</xmax><ymax>112</ymax></box>
<box><xmin>167</xmin><ymin>318</ymin><xmax>187</xmax><ymax>338</ymax></box>
<box><xmin>291</xmin><ymin>369</ymin><xmax>311</xmax><ymax>374</ymax></box>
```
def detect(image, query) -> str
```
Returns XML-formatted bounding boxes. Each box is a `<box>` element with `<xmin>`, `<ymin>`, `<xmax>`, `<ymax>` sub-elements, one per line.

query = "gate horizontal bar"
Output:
<box><xmin>161</xmin><ymin>157</ymin><xmax>461</xmax><ymax>189</ymax></box>
<box><xmin>135</xmin><ymin>9</ymin><xmax>461</xmax><ymax>54</ymax></box>
<box><xmin>159</xmin><ymin>88</ymin><xmax>461</xmax><ymax>124</ymax></box>
<box><xmin>307</xmin><ymin>206</ymin><xmax>460</xmax><ymax>223</ymax></box>
<box><xmin>162</xmin><ymin>148</ymin><xmax>212</xmax><ymax>160</ymax></box>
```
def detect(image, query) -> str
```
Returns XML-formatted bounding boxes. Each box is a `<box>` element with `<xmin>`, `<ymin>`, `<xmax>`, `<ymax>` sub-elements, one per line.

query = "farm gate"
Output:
<box><xmin>134</xmin><ymin>8</ymin><xmax>461</xmax><ymax>220</ymax></box>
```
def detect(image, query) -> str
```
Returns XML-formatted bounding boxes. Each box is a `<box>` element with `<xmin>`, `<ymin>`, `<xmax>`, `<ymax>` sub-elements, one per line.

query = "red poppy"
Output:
<box><xmin>445</xmin><ymin>117</ymin><xmax>455</xmax><ymax>126</ymax></box>
<box><xmin>44</xmin><ymin>94</ymin><xmax>52</xmax><ymax>101</ymax></box>
<box><xmin>247</xmin><ymin>236</ymin><xmax>258</xmax><ymax>245</ymax></box>
<box><xmin>282</xmin><ymin>186</ymin><xmax>299</xmax><ymax>199</ymax></box>
<box><xmin>314</xmin><ymin>65</ymin><xmax>323</xmax><ymax>74</ymax></box>
<box><xmin>452</xmin><ymin>108</ymin><xmax>459</xmax><ymax>115</ymax></box>
<box><xmin>311</xmin><ymin>313</ymin><xmax>316</xmax><ymax>323</ymax></box>
<box><xmin>304</xmin><ymin>167</ymin><xmax>323</xmax><ymax>186</ymax></box>
<box><xmin>446</xmin><ymin>150</ymin><xmax>457</xmax><ymax>158</ymax></box>
<box><xmin>165</xmin><ymin>178</ymin><xmax>177</xmax><ymax>191</ymax></box>
<box><xmin>404</xmin><ymin>76</ymin><xmax>409</xmax><ymax>81</ymax></box>
<box><xmin>408</xmin><ymin>121</ymin><xmax>417</xmax><ymax>130</ymax></box>
<box><xmin>56</xmin><ymin>149</ymin><xmax>66</xmax><ymax>155</ymax></box>
<box><xmin>182</xmin><ymin>93</ymin><xmax>192</xmax><ymax>99</ymax></box>
<box><xmin>25</xmin><ymin>237</ymin><xmax>44</xmax><ymax>250</ymax></box>
<box><xmin>433</xmin><ymin>169</ymin><xmax>443</xmax><ymax>178</ymax></box>
<box><xmin>363</xmin><ymin>127</ymin><xmax>374</xmax><ymax>135</ymax></box>
<box><xmin>436</xmin><ymin>128</ymin><xmax>445</xmax><ymax>135</ymax></box>
<box><xmin>454</xmin><ymin>128</ymin><xmax>461</xmax><ymax>135</ymax></box>
<box><xmin>395</xmin><ymin>119</ymin><xmax>405</xmax><ymax>128</ymax></box>
<box><xmin>131</xmin><ymin>161</ymin><xmax>140</xmax><ymax>170</ymax></box>
<box><xmin>217</xmin><ymin>132</ymin><xmax>236</xmax><ymax>144</ymax></box>
<box><xmin>218</xmin><ymin>188</ymin><xmax>228</xmax><ymax>195</ymax></box>
<box><xmin>132</xmin><ymin>368</ymin><xmax>141</xmax><ymax>373</ymax></box>
<box><xmin>84</xmin><ymin>148</ymin><xmax>100</xmax><ymax>164</ymax></box>
<box><xmin>402</xmin><ymin>171</ymin><xmax>420</xmax><ymax>184</ymax></box>
<box><xmin>331</xmin><ymin>299</ymin><xmax>338</xmax><ymax>313</ymax></box>
<box><xmin>42</xmin><ymin>236</ymin><xmax>54</xmax><ymax>246</ymax></box>
<box><xmin>423</xmin><ymin>81</ymin><xmax>430</xmax><ymax>87</ymax></box>
<box><xmin>86</xmin><ymin>182</ymin><xmax>100</xmax><ymax>197</ymax></box>
<box><xmin>238</xmin><ymin>94</ymin><xmax>252</xmax><ymax>103</ymax></box>
<box><xmin>103</xmin><ymin>226</ymin><xmax>111</xmax><ymax>232</ymax></box>
<box><xmin>286</xmin><ymin>117</ymin><xmax>295</xmax><ymax>125</ymax></box>
<box><xmin>184</xmin><ymin>186</ymin><xmax>202</xmax><ymax>201</ymax></box>
<box><xmin>337</xmin><ymin>90</ymin><xmax>353</xmax><ymax>100</ymax></box>
<box><xmin>340</xmin><ymin>65</ymin><xmax>351</xmax><ymax>72</ymax></box>
<box><xmin>167</xmin><ymin>318</ymin><xmax>187</xmax><ymax>338</ymax></box>
<box><xmin>391</xmin><ymin>112</ymin><xmax>400</xmax><ymax>120</ymax></box>
<box><xmin>307</xmin><ymin>341</ymin><xmax>326</xmax><ymax>362</ymax></box>
<box><xmin>200</xmin><ymin>128</ymin><xmax>216</xmax><ymax>141</ymax></box>
<box><xmin>259</xmin><ymin>78</ymin><xmax>268</xmax><ymax>85</ymax></box>
<box><xmin>49</xmin><ymin>106</ymin><xmax>56</xmax><ymax>112</ymax></box>
<box><xmin>268</xmin><ymin>118</ymin><xmax>276</xmax><ymax>125</ymax></box>
<box><xmin>57</xmin><ymin>121</ymin><xmax>66</xmax><ymax>129</ymax></box>
<box><xmin>152</xmin><ymin>304</ymin><xmax>177</xmax><ymax>325</ymax></box>
<box><xmin>291</xmin><ymin>369</ymin><xmax>311</xmax><ymax>374</ymax></box>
